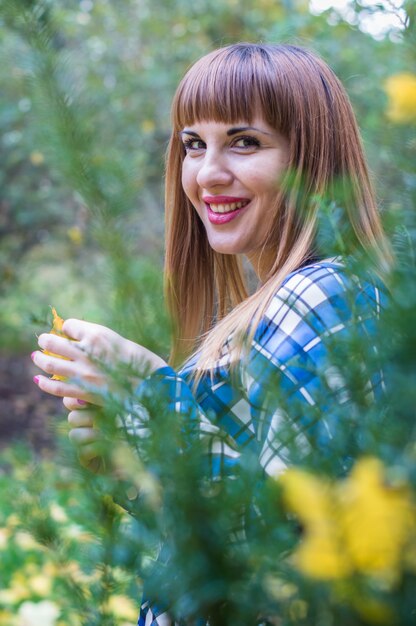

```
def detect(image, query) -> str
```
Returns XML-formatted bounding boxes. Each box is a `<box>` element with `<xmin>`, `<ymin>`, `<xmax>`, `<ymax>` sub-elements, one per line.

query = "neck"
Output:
<box><xmin>246</xmin><ymin>248</ymin><xmax>275</xmax><ymax>283</ymax></box>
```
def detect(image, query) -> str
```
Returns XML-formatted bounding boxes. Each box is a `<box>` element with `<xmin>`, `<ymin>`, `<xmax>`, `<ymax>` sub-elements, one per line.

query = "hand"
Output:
<box><xmin>32</xmin><ymin>318</ymin><xmax>167</xmax><ymax>403</ymax></box>
<box><xmin>63</xmin><ymin>396</ymin><xmax>106</xmax><ymax>473</ymax></box>
<box><xmin>63</xmin><ymin>397</ymin><xmax>142</xmax><ymax>478</ymax></box>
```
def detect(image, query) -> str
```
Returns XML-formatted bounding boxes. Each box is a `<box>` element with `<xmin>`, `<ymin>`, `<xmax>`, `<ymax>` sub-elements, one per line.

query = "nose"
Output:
<box><xmin>195</xmin><ymin>149</ymin><xmax>233</xmax><ymax>190</ymax></box>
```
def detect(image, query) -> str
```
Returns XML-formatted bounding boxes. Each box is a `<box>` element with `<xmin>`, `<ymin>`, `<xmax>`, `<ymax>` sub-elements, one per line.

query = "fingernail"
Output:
<box><xmin>33</xmin><ymin>376</ymin><xmax>39</xmax><ymax>385</ymax></box>
<box><xmin>77</xmin><ymin>399</ymin><xmax>87</xmax><ymax>406</ymax></box>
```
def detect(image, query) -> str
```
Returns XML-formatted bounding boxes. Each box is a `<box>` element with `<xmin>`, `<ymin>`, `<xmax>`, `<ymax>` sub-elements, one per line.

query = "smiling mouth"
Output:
<box><xmin>206</xmin><ymin>200</ymin><xmax>250</xmax><ymax>214</ymax></box>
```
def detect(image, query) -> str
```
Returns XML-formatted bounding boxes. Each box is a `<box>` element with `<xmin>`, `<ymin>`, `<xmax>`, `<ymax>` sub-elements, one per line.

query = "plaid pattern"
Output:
<box><xmin>134</xmin><ymin>260</ymin><xmax>384</xmax><ymax>626</ymax></box>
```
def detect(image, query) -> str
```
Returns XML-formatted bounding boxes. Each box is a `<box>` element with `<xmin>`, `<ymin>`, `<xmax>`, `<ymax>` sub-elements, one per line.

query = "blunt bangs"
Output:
<box><xmin>171</xmin><ymin>44</ymin><xmax>285</xmax><ymax>130</ymax></box>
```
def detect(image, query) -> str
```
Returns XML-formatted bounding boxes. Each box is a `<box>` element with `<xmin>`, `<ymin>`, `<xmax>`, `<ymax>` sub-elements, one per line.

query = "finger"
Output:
<box><xmin>34</xmin><ymin>375</ymin><xmax>104</xmax><ymax>405</ymax></box>
<box><xmin>69</xmin><ymin>427</ymin><xmax>101</xmax><ymax>446</ymax></box>
<box><xmin>63</xmin><ymin>397</ymin><xmax>90</xmax><ymax>411</ymax></box>
<box><xmin>32</xmin><ymin>349</ymin><xmax>73</xmax><ymax>378</ymax></box>
<box><xmin>38</xmin><ymin>333</ymin><xmax>85</xmax><ymax>361</ymax></box>
<box><xmin>62</xmin><ymin>320</ymin><xmax>119</xmax><ymax>363</ymax></box>
<box><xmin>62</xmin><ymin>318</ymin><xmax>102</xmax><ymax>342</ymax></box>
<box><xmin>32</xmin><ymin>349</ymin><xmax>103</xmax><ymax>383</ymax></box>
<box><xmin>68</xmin><ymin>410</ymin><xmax>96</xmax><ymax>428</ymax></box>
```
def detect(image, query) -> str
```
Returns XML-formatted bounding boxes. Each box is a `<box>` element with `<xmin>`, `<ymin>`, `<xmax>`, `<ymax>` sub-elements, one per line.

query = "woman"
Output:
<box><xmin>32</xmin><ymin>43</ymin><xmax>388</xmax><ymax>623</ymax></box>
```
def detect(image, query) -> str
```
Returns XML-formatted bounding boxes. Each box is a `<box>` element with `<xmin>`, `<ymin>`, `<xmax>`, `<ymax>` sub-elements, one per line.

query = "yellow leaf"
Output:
<box><xmin>50</xmin><ymin>307</ymin><xmax>66</xmax><ymax>336</ymax></box>
<box><xmin>43</xmin><ymin>307</ymin><xmax>71</xmax><ymax>381</ymax></box>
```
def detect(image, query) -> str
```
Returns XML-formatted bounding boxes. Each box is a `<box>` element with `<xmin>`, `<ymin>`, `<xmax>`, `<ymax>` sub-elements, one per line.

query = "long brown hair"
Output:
<box><xmin>164</xmin><ymin>43</ymin><xmax>388</xmax><ymax>368</ymax></box>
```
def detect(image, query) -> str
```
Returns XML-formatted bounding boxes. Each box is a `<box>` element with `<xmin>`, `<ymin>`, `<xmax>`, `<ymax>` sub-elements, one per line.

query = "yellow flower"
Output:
<box><xmin>105</xmin><ymin>594</ymin><xmax>138</xmax><ymax>620</ymax></box>
<box><xmin>67</xmin><ymin>226</ymin><xmax>84</xmax><ymax>246</ymax></box>
<box><xmin>262</xmin><ymin>575</ymin><xmax>297</xmax><ymax>601</ymax></box>
<box><xmin>0</xmin><ymin>586</ymin><xmax>29</xmax><ymax>605</ymax></box>
<box><xmin>7</xmin><ymin>514</ymin><xmax>20</xmax><ymax>528</ymax></box>
<box><xmin>0</xmin><ymin>610</ymin><xmax>16</xmax><ymax>626</ymax></box>
<box><xmin>384</xmin><ymin>73</ymin><xmax>416</xmax><ymax>124</ymax></box>
<box><xmin>141</xmin><ymin>119</ymin><xmax>155</xmax><ymax>134</ymax></box>
<box><xmin>30</xmin><ymin>151</ymin><xmax>45</xmax><ymax>165</ymax></box>
<box><xmin>49</xmin><ymin>503</ymin><xmax>68</xmax><ymax>524</ymax></box>
<box><xmin>61</xmin><ymin>523</ymin><xmax>96</xmax><ymax>543</ymax></box>
<box><xmin>339</xmin><ymin>457</ymin><xmax>415</xmax><ymax>578</ymax></box>
<box><xmin>42</xmin><ymin>562</ymin><xmax>59</xmax><ymax>577</ymax></box>
<box><xmin>288</xmin><ymin>599</ymin><xmax>308</xmax><ymax>622</ymax></box>
<box><xmin>14</xmin><ymin>530</ymin><xmax>43</xmax><ymax>551</ymax></box>
<box><xmin>279</xmin><ymin>468</ymin><xmax>333</xmax><ymax>525</ymax></box>
<box><xmin>0</xmin><ymin>527</ymin><xmax>10</xmax><ymax>549</ymax></box>
<box><xmin>279</xmin><ymin>458</ymin><xmax>416</xmax><ymax>583</ymax></box>
<box><xmin>30</xmin><ymin>575</ymin><xmax>52</xmax><ymax>597</ymax></box>
<box><xmin>280</xmin><ymin>469</ymin><xmax>350</xmax><ymax>579</ymax></box>
<box><xmin>293</xmin><ymin>527</ymin><xmax>350</xmax><ymax>579</ymax></box>
<box><xmin>62</xmin><ymin>560</ymin><xmax>98</xmax><ymax>586</ymax></box>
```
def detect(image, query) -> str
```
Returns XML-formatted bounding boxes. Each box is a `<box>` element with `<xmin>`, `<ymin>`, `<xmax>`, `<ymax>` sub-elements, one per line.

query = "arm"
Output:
<box><xmin>32</xmin><ymin>318</ymin><xmax>244</xmax><ymax>478</ymax></box>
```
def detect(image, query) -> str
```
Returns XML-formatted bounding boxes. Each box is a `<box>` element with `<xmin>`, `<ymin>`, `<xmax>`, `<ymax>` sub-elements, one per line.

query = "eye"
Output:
<box><xmin>232</xmin><ymin>136</ymin><xmax>261</xmax><ymax>150</ymax></box>
<box><xmin>182</xmin><ymin>137</ymin><xmax>206</xmax><ymax>152</ymax></box>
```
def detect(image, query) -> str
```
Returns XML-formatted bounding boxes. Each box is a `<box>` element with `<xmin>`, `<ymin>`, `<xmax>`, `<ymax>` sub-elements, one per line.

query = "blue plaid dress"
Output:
<box><xmin>130</xmin><ymin>260</ymin><xmax>384</xmax><ymax>626</ymax></box>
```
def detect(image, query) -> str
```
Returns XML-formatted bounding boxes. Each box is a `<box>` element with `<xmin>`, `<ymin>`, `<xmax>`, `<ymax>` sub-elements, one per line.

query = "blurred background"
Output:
<box><xmin>1</xmin><ymin>0</ymin><xmax>414</xmax><ymax>449</ymax></box>
<box><xmin>0</xmin><ymin>1</ymin><xmax>415</xmax><ymax>624</ymax></box>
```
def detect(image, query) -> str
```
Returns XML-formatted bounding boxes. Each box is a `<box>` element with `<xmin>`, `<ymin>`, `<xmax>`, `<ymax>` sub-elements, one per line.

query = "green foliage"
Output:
<box><xmin>0</xmin><ymin>441</ymin><xmax>143</xmax><ymax>625</ymax></box>
<box><xmin>1</xmin><ymin>0</ymin><xmax>414</xmax><ymax>350</ymax></box>
<box><xmin>0</xmin><ymin>1</ymin><xmax>415</xmax><ymax>625</ymax></box>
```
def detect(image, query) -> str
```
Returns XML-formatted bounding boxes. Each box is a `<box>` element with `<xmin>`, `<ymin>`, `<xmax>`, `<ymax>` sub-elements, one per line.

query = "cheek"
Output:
<box><xmin>240</xmin><ymin>160</ymin><xmax>281</xmax><ymax>196</ymax></box>
<box><xmin>248</xmin><ymin>173</ymin><xmax>279</xmax><ymax>199</ymax></box>
<box><xmin>257</xmin><ymin>170</ymin><xmax>283</xmax><ymax>198</ymax></box>
<box><xmin>181</xmin><ymin>161</ymin><xmax>196</xmax><ymax>202</ymax></box>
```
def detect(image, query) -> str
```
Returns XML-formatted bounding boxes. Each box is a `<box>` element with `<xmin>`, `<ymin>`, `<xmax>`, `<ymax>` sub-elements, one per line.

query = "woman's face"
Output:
<box><xmin>180</xmin><ymin>116</ymin><xmax>290</xmax><ymax>277</ymax></box>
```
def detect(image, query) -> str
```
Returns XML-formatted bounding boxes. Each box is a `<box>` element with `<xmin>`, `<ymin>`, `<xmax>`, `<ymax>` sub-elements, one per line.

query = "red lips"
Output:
<box><xmin>202</xmin><ymin>195</ymin><xmax>250</xmax><ymax>204</ymax></box>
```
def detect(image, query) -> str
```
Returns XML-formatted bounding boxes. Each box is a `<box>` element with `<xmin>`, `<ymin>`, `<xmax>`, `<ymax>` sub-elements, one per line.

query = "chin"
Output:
<box><xmin>205</xmin><ymin>234</ymin><xmax>246</xmax><ymax>256</ymax></box>
<box><xmin>209</xmin><ymin>242</ymin><xmax>243</xmax><ymax>256</ymax></box>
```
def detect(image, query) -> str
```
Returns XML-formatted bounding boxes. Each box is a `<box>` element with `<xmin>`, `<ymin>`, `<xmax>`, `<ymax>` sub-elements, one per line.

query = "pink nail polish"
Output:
<box><xmin>77</xmin><ymin>399</ymin><xmax>87</xmax><ymax>406</ymax></box>
<box><xmin>33</xmin><ymin>376</ymin><xmax>39</xmax><ymax>385</ymax></box>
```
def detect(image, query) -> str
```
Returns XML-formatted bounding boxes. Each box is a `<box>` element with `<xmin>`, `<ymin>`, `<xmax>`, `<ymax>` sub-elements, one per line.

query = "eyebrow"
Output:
<box><xmin>227</xmin><ymin>126</ymin><xmax>272</xmax><ymax>136</ymax></box>
<box><xmin>180</xmin><ymin>125</ymin><xmax>273</xmax><ymax>138</ymax></box>
<box><xmin>180</xmin><ymin>130</ymin><xmax>200</xmax><ymax>138</ymax></box>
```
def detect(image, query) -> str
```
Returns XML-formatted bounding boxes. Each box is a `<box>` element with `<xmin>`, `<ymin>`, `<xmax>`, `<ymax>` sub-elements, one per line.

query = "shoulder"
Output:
<box><xmin>273</xmin><ymin>260</ymin><xmax>349</xmax><ymax>316</ymax></box>
<box><xmin>267</xmin><ymin>259</ymin><xmax>383</xmax><ymax>320</ymax></box>
<box><xmin>256</xmin><ymin>259</ymin><xmax>384</xmax><ymax>352</ymax></box>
